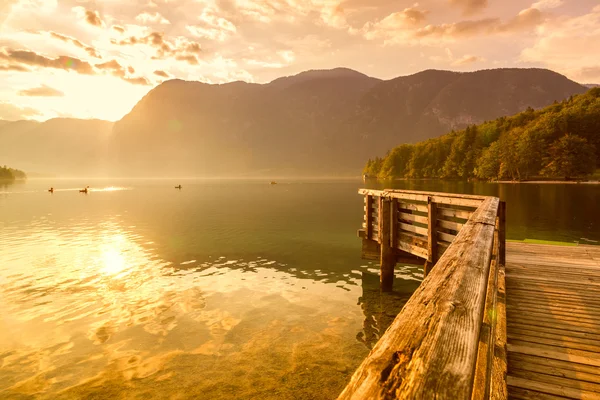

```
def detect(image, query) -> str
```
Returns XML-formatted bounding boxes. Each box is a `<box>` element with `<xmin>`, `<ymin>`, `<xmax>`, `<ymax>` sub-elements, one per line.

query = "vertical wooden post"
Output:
<box><xmin>498</xmin><ymin>201</ymin><xmax>506</xmax><ymax>266</ymax></box>
<box><xmin>425</xmin><ymin>197</ymin><xmax>438</xmax><ymax>277</ymax></box>
<box><xmin>380</xmin><ymin>197</ymin><xmax>394</xmax><ymax>292</ymax></box>
<box><xmin>390</xmin><ymin>198</ymin><xmax>398</xmax><ymax>250</ymax></box>
<box><xmin>366</xmin><ymin>195</ymin><xmax>373</xmax><ymax>241</ymax></box>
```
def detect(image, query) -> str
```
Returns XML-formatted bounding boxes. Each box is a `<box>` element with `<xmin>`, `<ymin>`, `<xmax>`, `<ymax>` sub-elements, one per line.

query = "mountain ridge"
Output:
<box><xmin>1</xmin><ymin>67</ymin><xmax>589</xmax><ymax>177</ymax></box>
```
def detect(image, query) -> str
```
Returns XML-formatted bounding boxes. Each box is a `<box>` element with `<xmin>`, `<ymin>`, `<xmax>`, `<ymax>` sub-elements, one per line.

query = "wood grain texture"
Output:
<box><xmin>380</xmin><ymin>197</ymin><xmax>394</xmax><ymax>292</ymax></box>
<box><xmin>491</xmin><ymin>263</ymin><xmax>507</xmax><ymax>400</ymax></box>
<box><xmin>506</xmin><ymin>242</ymin><xmax>600</xmax><ymax>399</ymax></box>
<box><xmin>339</xmin><ymin>196</ymin><xmax>499</xmax><ymax>400</ymax></box>
<box><xmin>366</xmin><ymin>195</ymin><xmax>373</xmax><ymax>240</ymax></box>
<box><xmin>425</xmin><ymin>198</ymin><xmax>437</xmax><ymax>277</ymax></box>
<box><xmin>358</xmin><ymin>189</ymin><xmax>484</xmax><ymax>208</ymax></box>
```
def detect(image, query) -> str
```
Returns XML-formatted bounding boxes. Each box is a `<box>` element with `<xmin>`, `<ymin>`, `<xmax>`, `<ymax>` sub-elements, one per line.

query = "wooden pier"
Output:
<box><xmin>505</xmin><ymin>242</ymin><xmax>600</xmax><ymax>399</ymax></box>
<box><xmin>339</xmin><ymin>189</ymin><xmax>600</xmax><ymax>400</ymax></box>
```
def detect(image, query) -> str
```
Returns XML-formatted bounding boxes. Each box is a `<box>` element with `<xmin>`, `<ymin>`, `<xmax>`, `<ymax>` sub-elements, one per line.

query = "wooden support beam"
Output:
<box><xmin>498</xmin><ymin>201</ymin><xmax>506</xmax><ymax>266</ymax></box>
<box><xmin>424</xmin><ymin>197</ymin><xmax>437</xmax><ymax>277</ymax></box>
<box><xmin>379</xmin><ymin>197</ymin><xmax>395</xmax><ymax>292</ymax></box>
<box><xmin>366</xmin><ymin>194</ymin><xmax>373</xmax><ymax>241</ymax></box>
<box><xmin>390</xmin><ymin>198</ymin><xmax>398</xmax><ymax>253</ymax></box>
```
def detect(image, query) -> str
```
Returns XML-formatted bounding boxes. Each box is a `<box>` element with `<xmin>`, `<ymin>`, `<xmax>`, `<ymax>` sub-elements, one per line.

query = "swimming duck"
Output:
<box><xmin>175</xmin><ymin>185</ymin><xmax>182</xmax><ymax>189</ymax></box>
<box><xmin>48</xmin><ymin>187</ymin><xmax>54</xmax><ymax>193</ymax></box>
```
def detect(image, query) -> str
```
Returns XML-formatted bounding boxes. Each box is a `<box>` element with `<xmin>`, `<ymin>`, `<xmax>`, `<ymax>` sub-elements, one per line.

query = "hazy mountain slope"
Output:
<box><xmin>111</xmin><ymin>68</ymin><xmax>382</xmax><ymax>175</ymax></box>
<box><xmin>2</xmin><ymin>68</ymin><xmax>588</xmax><ymax>177</ymax></box>
<box><xmin>111</xmin><ymin>68</ymin><xmax>586</xmax><ymax>176</ymax></box>
<box><xmin>0</xmin><ymin>118</ymin><xmax>113</xmax><ymax>176</ymax></box>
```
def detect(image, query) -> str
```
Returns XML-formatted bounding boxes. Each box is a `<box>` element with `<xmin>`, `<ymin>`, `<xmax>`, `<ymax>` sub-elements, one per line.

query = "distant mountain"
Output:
<box><xmin>111</xmin><ymin>68</ymin><xmax>587</xmax><ymax>176</ymax></box>
<box><xmin>2</xmin><ymin>68</ymin><xmax>588</xmax><ymax>177</ymax></box>
<box><xmin>0</xmin><ymin>118</ymin><xmax>113</xmax><ymax>176</ymax></box>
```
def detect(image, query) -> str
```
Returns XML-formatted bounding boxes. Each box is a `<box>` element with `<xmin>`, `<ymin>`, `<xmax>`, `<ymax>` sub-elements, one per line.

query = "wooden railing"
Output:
<box><xmin>340</xmin><ymin>189</ymin><xmax>507</xmax><ymax>399</ymax></box>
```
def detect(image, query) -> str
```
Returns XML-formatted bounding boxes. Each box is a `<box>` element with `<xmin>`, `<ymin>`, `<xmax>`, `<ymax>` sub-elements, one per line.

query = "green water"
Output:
<box><xmin>0</xmin><ymin>179</ymin><xmax>598</xmax><ymax>399</ymax></box>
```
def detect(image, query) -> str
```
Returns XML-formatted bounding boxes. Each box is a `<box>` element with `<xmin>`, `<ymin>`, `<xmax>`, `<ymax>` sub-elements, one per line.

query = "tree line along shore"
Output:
<box><xmin>364</xmin><ymin>88</ymin><xmax>600</xmax><ymax>181</ymax></box>
<box><xmin>0</xmin><ymin>165</ymin><xmax>27</xmax><ymax>182</ymax></box>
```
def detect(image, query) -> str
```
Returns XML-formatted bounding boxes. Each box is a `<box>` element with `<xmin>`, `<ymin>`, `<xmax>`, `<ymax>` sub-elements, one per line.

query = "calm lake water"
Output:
<box><xmin>0</xmin><ymin>179</ymin><xmax>598</xmax><ymax>399</ymax></box>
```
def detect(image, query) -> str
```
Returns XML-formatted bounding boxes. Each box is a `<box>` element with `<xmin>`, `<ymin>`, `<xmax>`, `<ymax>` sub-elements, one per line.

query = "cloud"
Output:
<box><xmin>499</xmin><ymin>8</ymin><xmax>544</xmax><ymax>32</ymax></box>
<box><xmin>0</xmin><ymin>64</ymin><xmax>29</xmax><ymax>72</ymax></box>
<box><xmin>175</xmin><ymin>54</ymin><xmax>198</xmax><ymax>65</ymax></box>
<box><xmin>48</xmin><ymin>32</ymin><xmax>101</xmax><ymax>58</ymax></box>
<box><xmin>95</xmin><ymin>59</ymin><xmax>151</xmax><ymax>85</ymax></box>
<box><xmin>531</xmin><ymin>0</ymin><xmax>563</xmax><ymax>10</ymax></box>
<box><xmin>123</xmin><ymin>76</ymin><xmax>151</xmax><ymax>85</ymax></box>
<box><xmin>18</xmin><ymin>84</ymin><xmax>64</xmax><ymax>97</ymax></box>
<box><xmin>73</xmin><ymin>7</ymin><xmax>105</xmax><ymax>27</ymax></box>
<box><xmin>363</xmin><ymin>7</ymin><xmax>429</xmax><ymax>41</ymax></box>
<box><xmin>414</xmin><ymin>7</ymin><xmax>544</xmax><ymax>40</ymax></box>
<box><xmin>186</xmin><ymin>5</ymin><xmax>237</xmax><ymax>41</ymax></box>
<box><xmin>0</xmin><ymin>48</ymin><xmax>95</xmax><ymax>74</ymax></box>
<box><xmin>154</xmin><ymin>70</ymin><xmax>169</xmax><ymax>78</ymax></box>
<box><xmin>521</xmin><ymin>5</ymin><xmax>600</xmax><ymax>82</ymax></box>
<box><xmin>85</xmin><ymin>10</ymin><xmax>104</xmax><ymax>27</ymax></box>
<box><xmin>451</xmin><ymin>54</ymin><xmax>485</xmax><ymax>66</ymax></box>
<box><xmin>112</xmin><ymin>31</ymin><xmax>202</xmax><ymax>65</ymax></box>
<box><xmin>135</xmin><ymin>12</ymin><xmax>170</xmax><ymax>25</ymax></box>
<box><xmin>449</xmin><ymin>0</ymin><xmax>488</xmax><ymax>15</ymax></box>
<box><xmin>112</xmin><ymin>25</ymin><xmax>125</xmax><ymax>33</ymax></box>
<box><xmin>0</xmin><ymin>101</ymin><xmax>42</xmax><ymax>120</ymax></box>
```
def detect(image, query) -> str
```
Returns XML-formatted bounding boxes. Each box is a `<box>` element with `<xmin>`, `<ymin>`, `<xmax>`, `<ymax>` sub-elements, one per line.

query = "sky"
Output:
<box><xmin>0</xmin><ymin>0</ymin><xmax>599</xmax><ymax>122</ymax></box>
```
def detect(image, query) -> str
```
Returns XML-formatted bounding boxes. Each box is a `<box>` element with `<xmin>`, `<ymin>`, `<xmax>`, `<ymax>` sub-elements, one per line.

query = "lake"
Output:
<box><xmin>1</xmin><ymin>179</ymin><xmax>598</xmax><ymax>399</ymax></box>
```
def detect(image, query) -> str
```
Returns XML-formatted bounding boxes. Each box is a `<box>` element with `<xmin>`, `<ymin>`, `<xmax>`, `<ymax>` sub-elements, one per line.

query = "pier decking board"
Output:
<box><xmin>343</xmin><ymin>189</ymin><xmax>599</xmax><ymax>399</ymax></box>
<box><xmin>506</xmin><ymin>242</ymin><xmax>600</xmax><ymax>400</ymax></box>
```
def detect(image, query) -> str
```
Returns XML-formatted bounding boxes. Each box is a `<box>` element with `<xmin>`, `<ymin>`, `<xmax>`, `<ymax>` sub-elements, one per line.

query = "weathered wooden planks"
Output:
<box><xmin>340</xmin><ymin>196</ymin><xmax>500</xmax><ymax>399</ymax></box>
<box><xmin>380</xmin><ymin>197</ymin><xmax>395</xmax><ymax>292</ymax></box>
<box><xmin>424</xmin><ymin>198</ymin><xmax>437</xmax><ymax>277</ymax></box>
<box><xmin>359</xmin><ymin>188</ymin><xmax>484</xmax><ymax>208</ymax></box>
<box><xmin>505</xmin><ymin>242</ymin><xmax>600</xmax><ymax>400</ymax></box>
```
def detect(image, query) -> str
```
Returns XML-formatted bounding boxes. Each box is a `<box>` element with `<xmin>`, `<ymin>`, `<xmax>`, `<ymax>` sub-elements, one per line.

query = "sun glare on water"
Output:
<box><xmin>100</xmin><ymin>247</ymin><xmax>127</xmax><ymax>275</ymax></box>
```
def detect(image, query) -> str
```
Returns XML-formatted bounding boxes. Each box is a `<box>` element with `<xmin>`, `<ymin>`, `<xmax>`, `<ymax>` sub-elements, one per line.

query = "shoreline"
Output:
<box><xmin>365</xmin><ymin>177</ymin><xmax>600</xmax><ymax>184</ymax></box>
<box><xmin>495</xmin><ymin>180</ymin><xmax>600</xmax><ymax>184</ymax></box>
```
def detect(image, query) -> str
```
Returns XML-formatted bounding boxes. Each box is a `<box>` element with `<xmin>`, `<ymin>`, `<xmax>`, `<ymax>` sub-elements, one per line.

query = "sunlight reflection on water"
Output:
<box><xmin>0</xmin><ymin>180</ymin><xmax>424</xmax><ymax>399</ymax></box>
<box><xmin>0</xmin><ymin>216</ymin><xmax>418</xmax><ymax>399</ymax></box>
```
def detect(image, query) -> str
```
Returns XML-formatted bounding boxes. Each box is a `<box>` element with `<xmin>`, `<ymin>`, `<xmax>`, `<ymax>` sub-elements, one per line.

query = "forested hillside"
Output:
<box><xmin>364</xmin><ymin>88</ymin><xmax>600</xmax><ymax>181</ymax></box>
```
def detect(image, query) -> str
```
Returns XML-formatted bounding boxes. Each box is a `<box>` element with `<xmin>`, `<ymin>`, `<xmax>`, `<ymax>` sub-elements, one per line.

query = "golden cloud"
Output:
<box><xmin>85</xmin><ymin>10</ymin><xmax>104</xmax><ymax>27</ymax></box>
<box><xmin>112</xmin><ymin>31</ymin><xmax>202</xmax><ymax>65</ymax></box>
<box><xmin>0</xmin><ymin>64</ymin><xmax>29</xmax><ymax>72</ymax></box>
<box><xmin>49</xmin><ymin>32</ymin><xmax>101</xmax><ymax>58</ymax></box>
<box><xmin>135</xmin><ymin>12</ymin><xmax>170</xmax><ymax>25</ymax></box>
<box><xmin>0</xmin><ymin>48</ymin><xmax>95</xmax><ymax>74</ymax></box>
<box><xmin>95</xmin><ymin>59</ymin><xmax>151</xmax><ymax>85</ymax></box>
<box><xmin>154</xmin><ymin>70</ymin><xmax>170</xmax><ymax>78</ymax></box>
<box><xmin>449</xmin><ymin>0</ymin><xmax>488</xmax><ymax>15</ymax></box>
<box><xmin>18</xmin><ymin>84</ymin><xmax>64</xmax><ymax>97</ymax></box>
<box><xmin>451</xmin><ymin>55</ymin><xmax>485</xmax><ymax>66</ymax></box>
